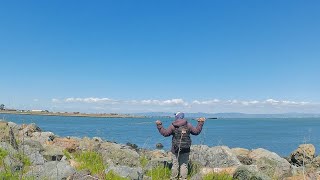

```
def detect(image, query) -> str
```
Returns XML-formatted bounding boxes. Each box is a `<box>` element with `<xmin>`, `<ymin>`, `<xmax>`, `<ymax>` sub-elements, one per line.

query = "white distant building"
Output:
<box><xmin>31</xmin><ymin>110</ymin><xmax>43</xmax><ymax>112</ymax></box>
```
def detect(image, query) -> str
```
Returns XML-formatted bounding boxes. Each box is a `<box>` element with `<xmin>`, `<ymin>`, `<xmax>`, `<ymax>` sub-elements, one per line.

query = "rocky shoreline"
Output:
<box><xmin>0</xmin><ymin>120</ymin><xmax>319</xmax><ymax>180</ymax></box>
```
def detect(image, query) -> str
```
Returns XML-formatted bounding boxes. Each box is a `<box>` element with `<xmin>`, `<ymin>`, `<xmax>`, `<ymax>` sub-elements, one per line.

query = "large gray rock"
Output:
<box><xmin>232</xmin><ymin>147</ymin><xmax>253</xmax><ymax>165</ymax></box>
<box><xmin>42</xmin><ymin>145</ymin><xmax>64</xmax><ymax>161</ymax></box>
<box><xmin>21</xmin><ymin>123</ymin><xmax>42</xmax><ymax>136</ymax></box>
<box><xmin>311</xmin><ymin>155</ymin><xmax>320</xmax><ymax>168</ymax></box>
<box><xmin>99</xmin><ymin>142</ymin><xmax>140</xmax><ymax>167</ymax></box>
<box><xmin>20</xmin><ymin>144</ymin><xmax>46</xmax><ymax>165</ymax></box>
<box><xmin>7</xmin><ymin>121</ymin><xmax>20</xmax><ymax>130</ymax></box>
<box><xmin>68</xmin><ymin>170</ymin><xmax>98</xmax><ymax>180</ymax></box>
<box><xmin>106</xmin><ymin>165</ymin><xmax>143</xmax><ymax>180</ymax></box>
<box><xmin>190</xmin><ymin>145</ymin><xmax>241</xmax><ymax>168</ymax></box>
<box><xmin>289</xmin><ymin>144</ymin><xmax>315</xmax><ymax>166</ymax></box>
<box><xmin>0</xmin><ymin>121</ymin><xmax>18</xmax><ymax>149</ymax></box>
<box><xmin>0</xmin><ymin>142</ymin><xmax>18</xmax><ymax>155</ymax></box>
<box><xmin>144</xmin><ymin>157</ymin><xmax>171</xmax><ymax>171</ymax></box>
<box><xmin>21</xmin><ymin>139</ymin><xmax>44</xmax><ymax>151</ymax></box>
<box><xmin>249</xmin><ymin>148</ymin><xmax>291</xmax><ymax>179</ymax></box>
<box><xmin>30</xmin><ymin>131</ymin><xmax>55</xmax><ymax>144</ymax></box>
<box><xmin>233</xmin><ymin>165</ymin><xmax>271</xmax><ymax>180</ymax></box>
<box><xmin>79</xmin><ymin>137</ymin><xmax>101</xmax><ymax>152</ymax></box>
<box><xmin>24</xmin><ymin>161</ymin><xmax>75</xmax><ymax>180</ymax></box>
<box><xmin>4</xmin><ymin>156</ymin><xmax>23</xmax><ymax>172</ymax></box>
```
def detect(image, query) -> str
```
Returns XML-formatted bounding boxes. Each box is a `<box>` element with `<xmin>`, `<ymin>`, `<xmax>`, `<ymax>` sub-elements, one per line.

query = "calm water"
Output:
<box><xmin>1</xmin><ymin>113</ymin><xmax>320</xmax><ymax>156</ymax></box>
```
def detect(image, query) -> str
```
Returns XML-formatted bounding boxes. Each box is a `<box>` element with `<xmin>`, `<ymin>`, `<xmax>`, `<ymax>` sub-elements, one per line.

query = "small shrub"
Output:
<box><xmin>188</xmin><ymin>161</ymin><xmax>201</xmax><ymax>178</ymax></box>
<box><xmin>203</xmin><ymin>172</ymin><xmax>234</xmax><ymax>180</ymax></box>
<box><xmin>0</xmin><ymin>148</ymin><xmax>9</xmax><ymax>166</ymax></box>
<box><xmin>74</xmin><ymin>151</ymin><xmax>106</xmax><ymax>176</ymax></box>
<box><xmin>0</xmin><ymin>171</ymin><xmax>20</xmax><ymax>180</ymax></box>
<box><xmin>63</xmin><ymin>149</ymin><xmax>72</xmax><ymax>160</ymax></box>
<box><xmin>139</xmin><ymin>156</ymin><xmax>149</xmax><ymax>168</ymax></box>
<box><xmin>15</xmin><ymin>152</ymin><xmax>31</xmax><ymax>167</ymax></box>
<box><xmin>105</xmin><ymin>170</ymin><xmax>129</xmax><ymax>180</ymax></box>
<box><xmin>146</xmin><ymin>166</ymin><xmax>171</xmax><ymax>180</ymax></box>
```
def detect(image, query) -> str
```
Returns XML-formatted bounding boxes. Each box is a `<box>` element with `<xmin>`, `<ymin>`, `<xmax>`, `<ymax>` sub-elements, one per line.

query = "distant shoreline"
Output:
<box><xmin>0</xmin><ymin>110</ymin><xmax>146</xmax><ymax>118</ymax></box>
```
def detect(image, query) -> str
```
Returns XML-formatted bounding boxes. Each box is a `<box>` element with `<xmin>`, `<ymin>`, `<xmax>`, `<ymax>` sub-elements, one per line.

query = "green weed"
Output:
<box><xmin>105</xmin><ymin>170</ymin><xmax>129</xmax><ymax>180</ymax></box>
<box><xmin>146</xmin><ymin>166</ymin><xmax>171</xmax><ymax>180</ymax></box>
<box><xmin>74</xmin><ymin>151</ymin><xmax>106</xmax><ymax>176</ymax></box>
<box><xmin>203</xmin><ymin>172</ymin><xmax>234</xmax><ymax>180</ymax></box>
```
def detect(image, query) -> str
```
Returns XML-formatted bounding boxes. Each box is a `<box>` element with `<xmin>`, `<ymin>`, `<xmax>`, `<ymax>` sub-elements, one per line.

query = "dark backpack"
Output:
<box><xmin>172</xmin><ymin>124</ymin><xmax>191</xmax><ymax>153</ymax></box>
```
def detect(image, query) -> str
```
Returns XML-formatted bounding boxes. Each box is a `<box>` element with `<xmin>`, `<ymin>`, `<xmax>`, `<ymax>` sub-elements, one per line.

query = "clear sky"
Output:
<box><xmin>0</xmin><ymin>1</ymin><xmax>319</xmax><ymax>113</ymax></box>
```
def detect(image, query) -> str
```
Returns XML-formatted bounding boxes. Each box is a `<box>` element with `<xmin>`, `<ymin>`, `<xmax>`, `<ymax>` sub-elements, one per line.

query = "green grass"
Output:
<box><xmin>188</xmin><ymin>161</ymin><xmax>201</xmax><ymax>179</ymax></box>
<box><xmin>105</xmin><ymin>170</ymin><xmax>129</xmax><ymax>180</ymax></box>
<box><xmin>203</xmin><ymin>172</ymin><xmax>234</xmax><ymax>180</ymax></box>
<box><xmin>0</xmin><ymin>148</ymin><xmax>9</xmax><ymax>166</ymax></box>
<box><xmin>74</xmin><ymin>151</ymin><xmax>106</xmax><ymax>176</ymax></box>
<box><xmin>15</xmin><ymin>152</ymin><xmax>31</xmax><ymax>167</ymax></box>
<box><xmin>63</xmin><ymin>149</ymin><xmax>72</xmax><ymax>160</ymax></box>
<box><xmin>146</xmin><ymin>166</ymin><xmax>171</xmax><ymax>180</ymax></box>
<box><xmin>139</xmin><ymin>156</ymin><xmax>149</xmax><ymax>168</ymax></box>
<box><xmin>0</xmin><ymin>171</ymin><xmax>20</xmax><ymax>180</ymax></box>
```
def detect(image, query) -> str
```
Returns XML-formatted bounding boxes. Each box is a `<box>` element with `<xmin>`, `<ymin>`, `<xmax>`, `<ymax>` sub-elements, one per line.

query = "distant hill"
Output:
<box><xmin>132</xmin><ymin>112</ymin><xmax>320</xmax><ymax>118</ymax></box>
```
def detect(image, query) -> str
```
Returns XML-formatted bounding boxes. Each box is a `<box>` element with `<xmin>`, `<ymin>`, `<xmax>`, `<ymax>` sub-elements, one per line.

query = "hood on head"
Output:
<box><xmin>172</xmin><ymin>119</ymin><xmax>187</xmax><ymax>127</ymax></box>
<box><xmin>175</xmin><ymin>112</ymin><xmax>185</xmax><ymax>120</ymax></box>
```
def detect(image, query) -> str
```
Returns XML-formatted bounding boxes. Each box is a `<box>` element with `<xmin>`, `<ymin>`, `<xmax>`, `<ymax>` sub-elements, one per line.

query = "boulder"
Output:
<box><xmin>20</xmin><ymin>144</ymin><xmax>46</xmax><ymax>165</ymax></box>
<box><xmin>249</xmin><ymin>148</ymin><xmax>291</xmax><ymax>179</ymax></box>
<box><xmin>311</xmin><ymin>155</ymin><xmax>320</xmax><ymax>168</ymax></box>
<box><xmin>0</xmin><ymin>121</ymin><xmax>9</xmax><ymax>141</ymax></box>
<box><xmin>233</xmin><ymin>165</ymin><xmax>271</xmax><ymax>180</ymax></box>
<box><xmin>92</xmin><ymin>137</ymin><xmax>103</xmax><ymax>142</ymax></box>
<box><xmin>53</xmin><ymin>137</ymin><xmax>79</xmax><ymax>153</ymax></box>
<box><xmin>68</xmin><ymin>170</ymin><xmax>99</xmax><ymax>180</ymax></box>
<box><xmin>0</xmin><ymin>142</ymin><xmax>18</xmax><ymax>155</ymax></box>
<box><xmin>105</xmin><ymin>165</ymin><xmax>143</xmax><ymax>180</ymax></box>
<box><xmin>144</xmin><ymin>157</ymin><xmax>171</xmax><ymax>171</ymax></box>
<box><xmin>199</xmin><ymin>166</ymin><xmax>238</xmax><ymax>176</ymax></box>
<box><xmin>24</xmin><ymin>161</ymin><xmax>75</xmax><ymax>180</ymax></box>
<box><xmin>79</xmin><ymin>137</ymin><xmax>101</xmax><ymax>152</ymax></box>
<box><xmin>190</xmin><ymin>145</ymin><xmax>241</xmax><ymax>168</ymax></box>
<box><xmin>21</xmin><ymin>139</ymin><xmax>44</xmax><ymax>151</ymax></box>
<box><xmin>142</xmin><ymin>149</ymin><xmax>169</xmax><ymax>159</ymax></box>
<box><xmin>232</xmin><ymin>147</ymin><xmax>252</xmax><ymax>165</ymax></box>
<box><xmin>284</xmin><ymin>173</ymin><xmax>320</xmax><ymax>180</ymax></box>
<box><xmin>99</xmin><ymin>142</ymin><xmax>140</xmax><ymax>167</ymax></box>
<box><xmin>42</xmin><ymin>145</ymin><xmax>64</xmax><ymax>161</ymax></box>
<box><xmin>30</xmin><ymin>131</ymin><xmax>55</xmax><ymax>144</ymax></box>
<box><xmin>0</xmin><ymin>121</ymin><xmax>18</xmax><ymax>149</ymax></box>
<box><xmin>126</xmin><ymin>142</ymin><xmax>138</xmax><ymax>149</ymax></box>
<box><xmin>21</xmin><ymin>123</ymin><xmax>42</xmax><ymax>136</ymax></box>
<box><xmin>289</xmin><ymin>144</ymin><xmax>315</xmax><ymax>166</ymax></box>
<box><xmin>156</xmin><ymin>143</ymin><xmax>164</xmax><ymax>149</ymax></box>
<box><xmin>7</xmin><ymin>121</ymin><xmax>20</xmax><ymax>130</ymax></box>
<box><xmin>232</xmin><ymin>148</ymin><xmax>250</xmax><ymax>157</ymax></box>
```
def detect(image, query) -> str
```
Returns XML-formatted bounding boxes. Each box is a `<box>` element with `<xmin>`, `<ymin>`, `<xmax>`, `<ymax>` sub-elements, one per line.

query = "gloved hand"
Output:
<box><xmin>197</xmin><ymin>117</ymin><xmax>206</xmax><ymax>122</ymax></box>
<box><xmin>155</xmin><ymin>120</ymin><xmax>162</xmax><ymax>125</ymax></box>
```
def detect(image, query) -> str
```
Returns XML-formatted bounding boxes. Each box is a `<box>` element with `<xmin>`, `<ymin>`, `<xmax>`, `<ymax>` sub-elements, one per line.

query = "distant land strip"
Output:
<box><xmin>0</xmin><ymin>110</ymin><xmax>146</xmax><ymax>118</ymax></box>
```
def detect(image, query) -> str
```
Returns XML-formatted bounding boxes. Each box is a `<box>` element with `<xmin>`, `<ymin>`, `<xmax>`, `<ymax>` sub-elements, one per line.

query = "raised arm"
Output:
<box><xmin>187</xmin><ymin>117</ymin><xmax>205</xmax><ymax>135</ymax></box>
<box><xmin>156</xmin><ymin>120</ymin><xmax>174</xmax><ymax>137</ymax></box>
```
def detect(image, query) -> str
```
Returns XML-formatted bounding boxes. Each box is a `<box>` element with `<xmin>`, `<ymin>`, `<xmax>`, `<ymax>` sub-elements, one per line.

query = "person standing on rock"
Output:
<box><xmin>155</xmin><ymin>112</ymin><xmax>205</xmax><ymax>180</ymax></box>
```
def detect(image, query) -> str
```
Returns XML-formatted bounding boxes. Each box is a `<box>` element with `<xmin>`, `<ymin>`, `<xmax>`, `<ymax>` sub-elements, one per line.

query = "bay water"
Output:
<box><xmin>1</xmin><ymin>113</ymin><xmax>320</xmax><ymax>156</ymax></box>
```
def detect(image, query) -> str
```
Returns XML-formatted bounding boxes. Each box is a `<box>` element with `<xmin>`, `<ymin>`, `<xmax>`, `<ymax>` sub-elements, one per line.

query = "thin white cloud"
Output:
<box><xmin>64</xmin><ymin>97</ymin><xmax>119</xmax><ymax>104</ymax></box>
<box><xmin>51</xmin><ymin>98</ymin><xmax>60</xmax><ymax>103</ymax></box>
<box><xmin>50</xmin><ymin>97</ymin><xmax>316</xmax><ymax>113</ymax></box>
<box><xmin>192</xmin><ymin>99</ymin><xmax>220</xmax><ymax>105</ymax></box>
<box><xmin>140</xmin><ymin>99</ymin><xmax>188</xmax><ymax>106</ymax></box>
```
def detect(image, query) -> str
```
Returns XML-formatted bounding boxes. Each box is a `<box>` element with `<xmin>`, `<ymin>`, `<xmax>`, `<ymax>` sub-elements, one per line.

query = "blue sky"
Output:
<box><xmin>0</xmin><ymin>1</ymin><xmax>319</xmax><ymax>113</ymax></box>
